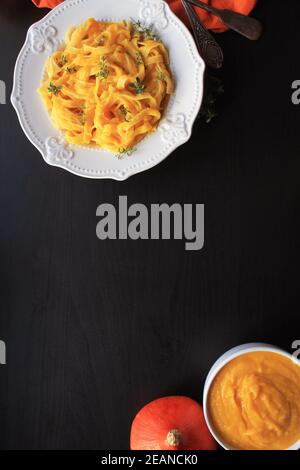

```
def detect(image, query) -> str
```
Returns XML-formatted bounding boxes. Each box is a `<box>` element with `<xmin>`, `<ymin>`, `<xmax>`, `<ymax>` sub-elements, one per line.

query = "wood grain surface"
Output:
<box><xmin>0</xmin><ymin>0</ymin><xmax>299</xmax><ymax>450</ymax></box>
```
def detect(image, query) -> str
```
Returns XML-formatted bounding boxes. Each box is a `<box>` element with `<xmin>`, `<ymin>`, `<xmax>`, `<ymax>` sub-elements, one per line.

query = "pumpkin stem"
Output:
<box><xmin>166</xmin><ymin>429</ymin><xmax>182</xmax><ymax>448</ymax></box>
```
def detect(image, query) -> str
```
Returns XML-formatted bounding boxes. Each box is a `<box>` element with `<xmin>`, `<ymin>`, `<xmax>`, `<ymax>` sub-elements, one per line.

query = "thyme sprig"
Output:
<box><xmin>131</xmin><ymin>19</ymin><xmax>158</xmax><ymax>41</ymax></box>
<box><xmin>129</xmin><ymin>77</ymin><xmax>145</xmax><ymax>95</ymax></box>
<box><xmin>116</xmin><ymin>146</ymin><xmax>136</xmax><ymax>159</ymax></box>
<box><xmin>199</xmin><ymin>75</ymin><xmax>224</xmax><ymax>124</ymax></box>
<box><xmin>79</xmin><ymin>109</ymin><xmax>87</xmax><ymax>125</ymax></box>
<box><xmin>66</xmin><ymin>66</ymin><xmax>77</xmax><ymax>74</ymax></box>
<box><xmin>135</xmin><ymin>52</ymin><xmax>143</xmax><ymax>65</ymax></box>
<box><xmin>96</xmin><ymin>56</ymin><xmax>109</xmax><ymax>79</ymax></box>
<box><xmin>57</xmin><ymin>54</ymin><xmax>68</xmax><ymax>67</ymax></box>
<box><xmin>48</xmin><ymin>82</ymin><xmax>62</xmax><ymax>96</ymax></box>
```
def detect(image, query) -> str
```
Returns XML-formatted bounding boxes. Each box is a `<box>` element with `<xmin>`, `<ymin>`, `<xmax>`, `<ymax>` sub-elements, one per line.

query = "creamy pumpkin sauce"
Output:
<box><xmin>208</xmin><ymin>351</ymin><xmax>300</xmax><ymax>450</ymax></box>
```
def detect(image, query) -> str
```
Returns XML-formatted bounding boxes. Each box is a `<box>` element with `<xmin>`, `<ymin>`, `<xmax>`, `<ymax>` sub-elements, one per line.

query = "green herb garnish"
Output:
<box><xmin>96</xmin><ymin>56</ymin><xmax>109</xmax><ymax>79</ymax></box>
<box><xmin>116</xmin><ymin>146</ymin><xmax>136</xmax><ymax>159</ymax></box>
<box><xmin>48</xmin><ymin>82</ymin><xmax>62</xmax><ymax>96</ymax></box>
<box><xmin>78</xmin><ymin>109</ymin><xmax>87</xmax><ymax>125</ymax></box>
<box><xmin>129</xmin><ymin>77</ymin><xmax>145</xmax><ymax>95</ymax></box>
<box><xmin>199</xmin><ymin>75</ymin><xmax>224</xmax><ymax>124</ymax></box>
<box><xmin>66</xmin><ymin>66</ymin><xmax>77</xmax><ymax>74</ymax></box>
<box><xmin>131</xmin><ymin>19</ymin><xmax>158</xmax><ymax>41</ymax></box>
<box><xmin>135</xmin><ymin>52</ymin><xmax>143</xmax><ymax>65</ymax></box>
<box><xmin>57</xmin><ymin>55</ymin><xmax>68</xmax><ymax>67</ymax></box>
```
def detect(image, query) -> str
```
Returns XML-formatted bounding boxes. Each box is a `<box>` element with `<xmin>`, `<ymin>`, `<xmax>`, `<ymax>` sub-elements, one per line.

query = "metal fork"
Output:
<box><xmin>186</xmin><ymin>0</ymin><xmax>263</xmax><ymax>41</ymax></box>
<box><xmin>181</xmin><ymin>0</ymin><xmax>224</xmax><ymax>69</ymax></box>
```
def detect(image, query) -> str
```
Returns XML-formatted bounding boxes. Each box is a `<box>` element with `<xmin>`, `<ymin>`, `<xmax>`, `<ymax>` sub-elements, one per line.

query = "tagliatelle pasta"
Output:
<box><xmin>38</xmin><ymin>18</ymin><xmax>174</xmax><ymax>154</ymax></box>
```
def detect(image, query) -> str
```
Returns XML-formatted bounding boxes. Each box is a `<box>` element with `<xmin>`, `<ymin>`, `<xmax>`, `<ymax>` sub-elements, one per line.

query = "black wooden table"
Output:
<box><xmin>0</xmin><ymin>0</ymin><xmax>299</xmax><ymax>450</ymax></box>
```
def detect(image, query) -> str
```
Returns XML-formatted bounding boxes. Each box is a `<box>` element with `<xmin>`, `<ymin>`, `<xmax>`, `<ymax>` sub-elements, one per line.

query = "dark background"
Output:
<box><xmin>0</xmin><ymin>0</ymin><xmax>299</xmax><ymax>450</ymax></box>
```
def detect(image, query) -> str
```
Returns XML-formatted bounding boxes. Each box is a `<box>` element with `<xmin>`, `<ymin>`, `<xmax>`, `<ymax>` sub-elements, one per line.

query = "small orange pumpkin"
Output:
<box><xmin>32</xmin><ymin>0</ymin><xmax>63</xmax><ymax>7</ymax></box>
<box><xmin>130</xmin><ymin>396</ymin><xmax>217</xmax><ymax>450</ymax></box>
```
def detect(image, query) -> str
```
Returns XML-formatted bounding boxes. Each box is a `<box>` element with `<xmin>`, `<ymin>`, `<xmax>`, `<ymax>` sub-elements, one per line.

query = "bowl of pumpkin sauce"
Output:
<box><xmin>203</xmin><ymin>344</ymin><xmax>300</xmax><ymax>450</ymax></box>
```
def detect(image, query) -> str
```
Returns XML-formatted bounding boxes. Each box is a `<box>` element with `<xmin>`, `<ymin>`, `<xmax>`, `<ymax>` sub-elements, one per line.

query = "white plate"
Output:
<box><xmin>11</xmin><ymin>0</ymin><xmax>205</xmax><ymax>180</ymax></box>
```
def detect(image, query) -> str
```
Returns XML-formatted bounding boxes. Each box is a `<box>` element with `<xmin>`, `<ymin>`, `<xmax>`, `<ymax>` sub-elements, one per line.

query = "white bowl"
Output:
<box><xmin>11</xmin><ymin>0</ymin><xmax>205</xmax><ymax>180</ymax></box>
<box><xmin>203</xmin><ymin>343</ymin><xmax>300</xmax><ymax>451</ymax></box>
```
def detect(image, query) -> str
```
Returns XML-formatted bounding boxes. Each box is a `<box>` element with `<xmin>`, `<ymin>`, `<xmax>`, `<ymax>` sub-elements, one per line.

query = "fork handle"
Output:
<box><xmin>181</xmin><ymin>0</ymin><xmax>223</xmax><ymax>69</ymax></box>
<box><xmin>186</xmin><ymin>0</ymin><xmax>263</xmax><ymax>41</ymax></box>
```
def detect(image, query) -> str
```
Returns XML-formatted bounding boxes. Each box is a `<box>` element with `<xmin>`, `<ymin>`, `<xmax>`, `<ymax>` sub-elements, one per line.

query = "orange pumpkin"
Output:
<box><xmin>130</xmin><ymin>396</ymin><xmax>217</xmax><ymax>450</ymax></box>
<box><xmin>167</xmin><ymin>0</ymin><xmax>258</xmax><ymax>32</ymax></box>
<box><xmin>32</xmin><ymin>0</ymin><xmax>63</xmax><ymax>7</ymax></box>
